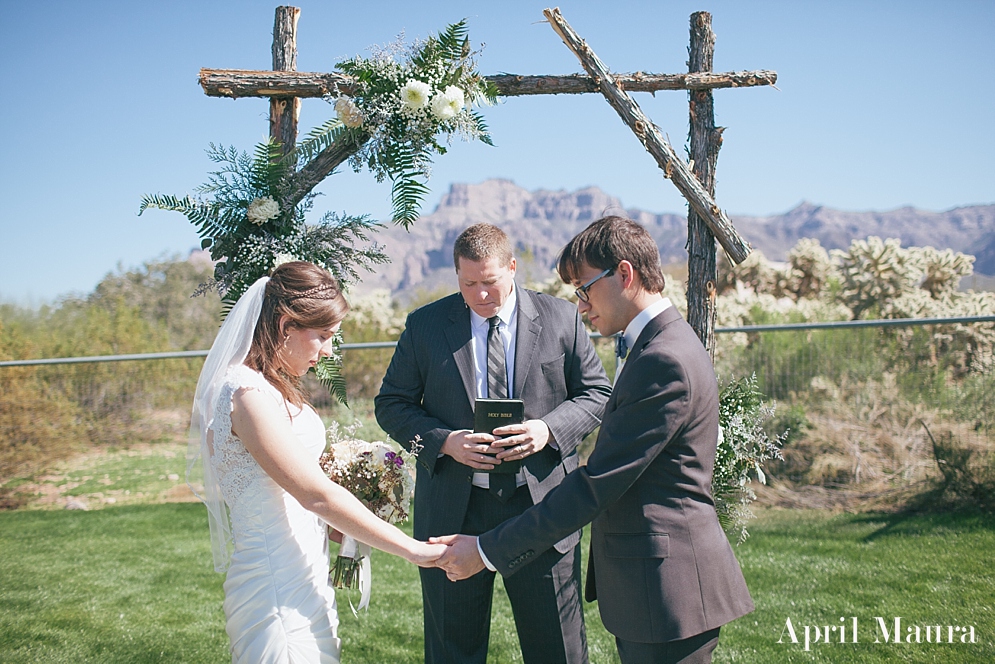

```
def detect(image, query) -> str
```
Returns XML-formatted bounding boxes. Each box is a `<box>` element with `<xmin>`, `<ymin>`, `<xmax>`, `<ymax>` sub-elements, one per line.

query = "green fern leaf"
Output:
<box><xmin>314</xmin><ymin>356</ymin><xmax>349</xmax><ymax>406</ymax></box>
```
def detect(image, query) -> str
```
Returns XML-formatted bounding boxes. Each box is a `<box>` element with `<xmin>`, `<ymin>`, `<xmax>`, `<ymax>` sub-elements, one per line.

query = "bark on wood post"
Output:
<box><xmin>199</xmin><ymin>68</ymin><xmax>778</xmax><ymax>99</ymax></box>
<box><xmin>686</xmin><ymin>11</ymin><xmax>721</xmax><ymax>359</ymax></box>
<box><xmin>287</xmin><ymin>132</ymin><xmax>370</xmax><ymax>208</ymax></box>
<box><xmin>270</xmin><ymin>6</ymin><xmax>301</xmax><ymax>160</ymax></box>
<box><xmin>542</xmin><ymin>7</ymin><xmax>752</xmax><ymax>264</ymax></box>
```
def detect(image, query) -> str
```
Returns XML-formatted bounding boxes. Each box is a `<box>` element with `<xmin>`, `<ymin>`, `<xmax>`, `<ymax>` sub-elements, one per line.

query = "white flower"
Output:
<box><xmin>334</xmin><ymin>96</ymin><xmax>364</xmax><ymax>128</ymax></box>
<box><xmin>246</xmin><ymin>196</ymin><xmax>280</xmax><ymax>225</ymax></box>
<box><xmin>399</xmin><ymin>79</ymin><xmax>431</xmax><ymax>112</ymax></box>
<box><xmin>430</xmin><ymin>85</ymin><xmax>465</xmax><ymax>121</ymax></box>
<box><xmin>272</xmin><ymin>253</ymin><xmax>297</xmax><ymax>269</ymax></box>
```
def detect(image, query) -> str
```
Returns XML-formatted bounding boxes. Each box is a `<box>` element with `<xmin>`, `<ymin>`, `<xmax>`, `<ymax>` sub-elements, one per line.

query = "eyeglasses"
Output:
<box><xmin>574</xmin><ymin>268</ymin><xmax>614</xmax><ymax>303</ymax></box>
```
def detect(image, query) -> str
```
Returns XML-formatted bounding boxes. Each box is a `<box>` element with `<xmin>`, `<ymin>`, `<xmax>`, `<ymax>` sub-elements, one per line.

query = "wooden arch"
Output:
<box><xmin>198</xmin><ymin>6</ymin><xmax>776</xmax><ymax>358</ymax></box>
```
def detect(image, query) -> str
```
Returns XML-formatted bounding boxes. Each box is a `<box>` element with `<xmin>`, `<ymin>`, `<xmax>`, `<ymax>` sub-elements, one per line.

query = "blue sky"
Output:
<box><xmin>1</xmin><ymin>0</ymin><xmax>993</xmax><ymax>303</ymax></box>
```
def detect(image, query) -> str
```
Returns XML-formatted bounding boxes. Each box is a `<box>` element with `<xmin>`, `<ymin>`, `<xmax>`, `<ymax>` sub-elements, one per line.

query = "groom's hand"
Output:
<box><xmin>441</xmin><ymin>430</ymin><xmax>501</xmax><ymax>470</ymax></box>
<box><xmin>431</xmin><ymin>534</ymin><xmax>486</xmax><ymax>581</ymax></box>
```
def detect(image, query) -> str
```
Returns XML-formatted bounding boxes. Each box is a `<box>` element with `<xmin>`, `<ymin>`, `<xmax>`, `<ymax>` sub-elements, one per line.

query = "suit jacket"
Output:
<box><xmin>479</xmin><ymin>306</ymin><xmax>754</xmax><ymax>643</ymax></box>
<box><xmin>375</xmin><ymin>288</ymin><xmax>611</xmax><ymax>554</ymax></box>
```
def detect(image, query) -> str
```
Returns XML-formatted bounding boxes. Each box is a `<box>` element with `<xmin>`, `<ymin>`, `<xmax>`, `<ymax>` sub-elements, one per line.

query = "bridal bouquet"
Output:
<box><xmin>318</xmin><ymin>421</ymin><xmax>419</xmax><ymax>610</ymax></box>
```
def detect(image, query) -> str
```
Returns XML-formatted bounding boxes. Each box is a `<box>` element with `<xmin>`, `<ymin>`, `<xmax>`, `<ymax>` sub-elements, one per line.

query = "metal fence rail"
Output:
<box><xmin>3</xmin><ymin>316</ymin><xmax>992</xmax><ymax>486</ymax></box>
<box><xmin>4</xmin><ymin>315</ymin><xmax>991</xmax><ymax>367</ymax></box>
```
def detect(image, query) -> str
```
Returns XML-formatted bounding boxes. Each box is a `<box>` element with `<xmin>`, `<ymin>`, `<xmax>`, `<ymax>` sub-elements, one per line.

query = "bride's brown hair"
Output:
<box><xmin>245</xmin><ymin>261</ymin><xmax>349</xmax><ymax>407</ymax></box>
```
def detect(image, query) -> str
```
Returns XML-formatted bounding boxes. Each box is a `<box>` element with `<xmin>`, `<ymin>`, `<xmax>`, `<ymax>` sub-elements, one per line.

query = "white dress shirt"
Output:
<box><xmin>468</xmin><ymin>286</ymin><xmax>526</xmax><ymax>490</ymax></box>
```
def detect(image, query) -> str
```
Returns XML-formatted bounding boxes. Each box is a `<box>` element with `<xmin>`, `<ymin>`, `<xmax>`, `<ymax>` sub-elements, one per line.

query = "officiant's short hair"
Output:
<box><xmin>557</xmin><ymin>216</ymin><xmax>666</xmax><ymax>293</ymax></box>
<box><xmin>453</xmin><ymin>223</ymin><xmax>514</xmax><ymax>270</ymax></box>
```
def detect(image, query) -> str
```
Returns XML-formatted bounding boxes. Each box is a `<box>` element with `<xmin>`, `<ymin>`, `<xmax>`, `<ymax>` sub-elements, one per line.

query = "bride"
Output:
<box><xmin>189</xmin><ymin>261</ymin><xmax>444</xmax><ymax>663</ymax></box>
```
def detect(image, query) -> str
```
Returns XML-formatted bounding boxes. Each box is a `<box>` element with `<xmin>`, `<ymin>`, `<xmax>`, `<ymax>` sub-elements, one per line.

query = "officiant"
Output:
<box><xmin>375</xmin><ymin>222</ymin><xmax>611</xmax><ymax>664</ymax></box>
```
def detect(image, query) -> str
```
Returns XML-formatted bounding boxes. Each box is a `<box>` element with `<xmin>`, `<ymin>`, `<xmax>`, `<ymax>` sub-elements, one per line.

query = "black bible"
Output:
<box><xmin>474</xmin><ymin>398</ymin><xmax>524</xmax><ymax>474</ymax></box>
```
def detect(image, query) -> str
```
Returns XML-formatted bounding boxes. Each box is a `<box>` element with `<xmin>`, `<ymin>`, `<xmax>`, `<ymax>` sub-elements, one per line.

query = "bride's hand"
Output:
<box><xmin>407</xmin><ymin>540</ymin><xmax>448</xmax><ymax>567</ymax></box>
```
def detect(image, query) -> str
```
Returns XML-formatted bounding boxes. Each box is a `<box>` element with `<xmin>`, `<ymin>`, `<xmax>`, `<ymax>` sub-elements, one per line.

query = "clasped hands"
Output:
<box><xmin>423</xmin><ymin>419</ymin><xmax>551</xmax><ymax>580</ymax></box>
<box><xmin>426</xmin><ymin>533</ymin><xmax>486</xmax><ymax>581</ymax></box>
<box><xmin>440</xmin><ymin>419</ymin><xmax>551</xmax><ymax>470</ymax></box>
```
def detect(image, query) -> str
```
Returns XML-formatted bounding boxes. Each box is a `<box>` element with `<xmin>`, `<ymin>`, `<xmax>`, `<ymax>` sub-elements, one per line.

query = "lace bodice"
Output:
<box><xmin>208</xmin><ymin>365</ymin><xmax>324</xmax><ymax>519</ymax></box>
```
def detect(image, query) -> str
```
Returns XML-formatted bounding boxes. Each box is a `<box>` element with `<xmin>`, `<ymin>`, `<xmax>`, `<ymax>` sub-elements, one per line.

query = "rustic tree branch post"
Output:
<box><xmin>270</xmin><ymin>6</ymin><xmax>301</xmax><ymax>160</ymax></box>
<box><xmin>542</xmin><ymin>7</ymin><xmax>751</xmax><ymax>264</ymax></box>
<box><xmin>686</xmin><ymin>12</ymin><xmax>721</xmax><ymax>358</ymax></box>
<box><xmin>199</xmin><ymin>69</ymin><xmax>778</xmax><ymax>99</ymax></box>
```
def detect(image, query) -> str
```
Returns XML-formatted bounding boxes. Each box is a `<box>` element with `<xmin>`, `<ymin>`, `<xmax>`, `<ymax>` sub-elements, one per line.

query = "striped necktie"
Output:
<box><xmin>487</xmin><ymin>315</ymin><xmax>515</xmax><ymax>502</ymax></box>
<box><xmin>487</xmin><ymin>316</ymin><xmax>509</xmax><ymax>399</ymax></box>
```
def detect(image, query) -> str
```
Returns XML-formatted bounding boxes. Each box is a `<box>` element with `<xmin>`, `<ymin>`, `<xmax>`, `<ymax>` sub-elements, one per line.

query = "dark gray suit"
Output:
<box><xmin>375</xmin><ymin>288</ymin><xmax>610</xmax><ymax>663</ymax></box>
<box><xmin>479</xmin><ymin>306</ymin><xmax>754</xmax><ymax>652</ymax></box>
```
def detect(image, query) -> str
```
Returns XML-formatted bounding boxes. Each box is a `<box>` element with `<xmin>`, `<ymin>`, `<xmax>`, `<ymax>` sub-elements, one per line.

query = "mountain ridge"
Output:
<box><xmin>356</xmin><ymin>179</ymin><xmax>995</xmax><ymax>297</ymax></box>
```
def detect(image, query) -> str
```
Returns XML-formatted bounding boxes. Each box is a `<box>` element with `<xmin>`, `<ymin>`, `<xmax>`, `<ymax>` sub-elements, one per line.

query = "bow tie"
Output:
<box><xmin>615</xmin><ymin>334</ymin><xmax>629</xmax><ymax>359</ymax></box>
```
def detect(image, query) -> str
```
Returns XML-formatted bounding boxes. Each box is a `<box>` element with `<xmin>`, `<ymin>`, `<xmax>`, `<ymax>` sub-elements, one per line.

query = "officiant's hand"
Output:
<box><xmin>492</xmin><ymin>419</ymin><xmax>551</xmax><ymax>461</ymax></box>
<box><xmin>431</xmin><ymin>534</ymin><xmax>486</xmax><ymax>581</ymax></box>
<box><xmin>442</xmin><ymin>430</ymin><xmax>502</xmax><ymax>470</ymax></box>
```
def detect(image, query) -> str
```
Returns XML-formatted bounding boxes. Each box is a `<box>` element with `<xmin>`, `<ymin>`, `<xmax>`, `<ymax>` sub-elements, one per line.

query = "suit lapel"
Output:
<box><xmin>513</xmin><ymin>289</ymin><xmax>541</xmax><ymax>400</ymax></box>
<box><xmin>608</xmin><ymin>306</ymin><xmax>683</xmax><ymax>409</ymax></box>
<box><xmin>445</xmin><ymin>296</ymin><xmax>476</xmax><ymax>409</ymax></box>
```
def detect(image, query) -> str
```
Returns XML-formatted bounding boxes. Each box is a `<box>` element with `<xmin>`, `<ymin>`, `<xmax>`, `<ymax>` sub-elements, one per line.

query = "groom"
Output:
<box><xmin>375</xmin><ymin>223</ymin><xmax>611</xmax><ymax>663</ymax></box>
<box><xmin>436</xmin><ymin>216</ymin><xmax>754</xmax><ymax>663</ymax></box>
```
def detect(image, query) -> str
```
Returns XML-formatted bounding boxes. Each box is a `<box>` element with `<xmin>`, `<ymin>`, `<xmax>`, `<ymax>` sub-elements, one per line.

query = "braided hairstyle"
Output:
<box><xmin>245</xmin><ymin>261</ymin><xmax>349</xmax><ymax>407</ymax></box>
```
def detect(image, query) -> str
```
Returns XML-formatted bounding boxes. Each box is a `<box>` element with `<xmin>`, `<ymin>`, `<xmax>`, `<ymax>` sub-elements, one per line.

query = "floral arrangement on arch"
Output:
<box><xmin>138</xmin><ymin>20</ymin><xmax>494</xmax><ymax>404</ymax></box>
<box><xmin>330</xmin><ymin>19</ymin><xmax>498</xmax><ymax>226</ymax></box>
<box><xmin>138</xmin><ymin>138</ymin><xmax>387</xmax><ymax>403</ymax></box>
<box><xmin>318</xmin><ymin>421</ymin><xmax>420</xmax><ymax>608</ymax></box>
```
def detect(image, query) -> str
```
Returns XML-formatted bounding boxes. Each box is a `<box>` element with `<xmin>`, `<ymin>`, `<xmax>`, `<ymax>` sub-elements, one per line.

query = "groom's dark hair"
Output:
<box><xmin>557</xmin><ymin>216</ymin><xmax>666</xmax><ymax>293</ymax></box>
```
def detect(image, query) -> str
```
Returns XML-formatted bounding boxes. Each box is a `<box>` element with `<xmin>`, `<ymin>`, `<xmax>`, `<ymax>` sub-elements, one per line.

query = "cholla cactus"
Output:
<box><xmin>945</xmin><ymin>291</ymin><xmax>995</xmax><ymax>375</ymax></box>
<box><xmin>716</xmin><ymin>249</ymin><xmax>783</xmax><ymax>296</ymax></box>
<box><xmin>786</xmin><ymin>238</ymin><xmax>833</xmax><ymax>300</ymax></box>
<box><xmin>832</xmin><ymin>237</ymin><xmax>922</xmax><ymax>319</ymax></box>
<box><xmin>913</xmin><ymin>246</ymin><xmax>974</xmax><ymax>300</ymax></box>
<box><xmin>346</xmin><ymin>289</ymin><xmax>406</xmax><ymax>338</ymax></box>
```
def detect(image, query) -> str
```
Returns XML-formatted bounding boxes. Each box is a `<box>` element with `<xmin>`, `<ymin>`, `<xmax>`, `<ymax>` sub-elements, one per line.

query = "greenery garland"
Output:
<box><xmin>714</xmin><ymin>374</ymin><xmax>786</xmax><ymax>543</ymax></box>
<box><xmin>139</xmin><ymin>21</ymin><xmax>494</xmax><ymax>404</ymax></box>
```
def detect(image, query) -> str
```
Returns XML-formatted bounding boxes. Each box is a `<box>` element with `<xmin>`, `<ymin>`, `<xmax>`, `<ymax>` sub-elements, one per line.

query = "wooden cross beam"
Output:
<box><xmin>199</xmin><ymin>69</ymin><xmax>777</xmax><ymax>99</ymax></box>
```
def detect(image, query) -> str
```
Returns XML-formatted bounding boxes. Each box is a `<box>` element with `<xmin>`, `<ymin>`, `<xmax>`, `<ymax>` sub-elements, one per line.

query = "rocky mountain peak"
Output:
<box><xmin>354</xmin><ymin>179</ymin><xmax>995</xmax><ymax>299</ymax></box>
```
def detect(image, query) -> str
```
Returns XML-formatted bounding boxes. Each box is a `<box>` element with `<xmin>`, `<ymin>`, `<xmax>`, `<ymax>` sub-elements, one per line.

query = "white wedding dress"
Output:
<box><xmin>210</xmin><ymin>364</ymin><xmax>341</xmax><ymax>663</ymax></box>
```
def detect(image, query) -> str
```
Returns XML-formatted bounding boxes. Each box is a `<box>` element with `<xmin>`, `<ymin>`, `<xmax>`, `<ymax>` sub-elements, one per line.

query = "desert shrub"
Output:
<box><xmin>335</xmin><ymin>289</ymin><xmax>407</xmax><ymax>401</ymax></box>
<box><xmin>0</xmin><ymin>258</ymin><xmax>215</xmax><ymax>484</ymax></box>
<box><xmin>926</xmin><ymin>424</ymin><xmax>995</xmax><ymax>511</ymax></box>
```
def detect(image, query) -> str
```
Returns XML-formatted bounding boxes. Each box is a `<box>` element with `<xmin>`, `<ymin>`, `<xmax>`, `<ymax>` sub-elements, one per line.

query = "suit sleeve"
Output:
<box><xmin>479</xmin><ymin>347</ymin><xmax>690</xmax><ymax>575</ymax></box>
<box><xmin>374</xmin><ymin>315</ymin><xmax>453</xmax><ymax>476</ymax></box>
<box><xmin>538</xmin><ymin>307</ymin><xmax>611</xmax><ymax>458</ymax></box>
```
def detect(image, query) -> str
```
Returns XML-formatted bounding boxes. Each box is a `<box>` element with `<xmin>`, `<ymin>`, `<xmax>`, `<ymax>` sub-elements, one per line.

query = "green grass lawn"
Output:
<box><xmin>2</xmin><ymin>505</ymin><xmax>993</xmax><ymax>663</ymax></box>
